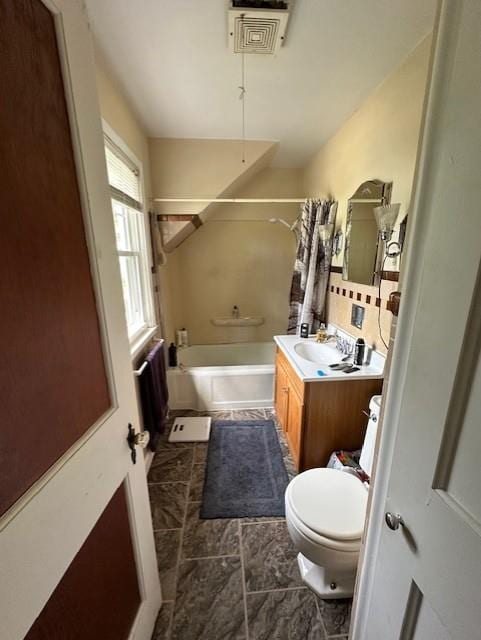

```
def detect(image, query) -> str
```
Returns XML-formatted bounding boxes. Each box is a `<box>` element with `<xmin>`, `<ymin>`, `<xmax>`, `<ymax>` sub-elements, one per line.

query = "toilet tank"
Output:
<box><xmin>359</xmin><ymin>395</ymin><xmax>382</xmax><ymax>478</ymax></box>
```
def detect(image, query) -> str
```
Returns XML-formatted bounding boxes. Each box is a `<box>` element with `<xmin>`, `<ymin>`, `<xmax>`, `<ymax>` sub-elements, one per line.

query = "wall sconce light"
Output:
<box><xmin>332</xmin><ymin>229</ymin><xmax>343</xmax><ymax>256</ymax></box>
<box><xmin>374</xmin><ymin>203</ymin><xmax>401</xmax><ymax>258</ymax></box>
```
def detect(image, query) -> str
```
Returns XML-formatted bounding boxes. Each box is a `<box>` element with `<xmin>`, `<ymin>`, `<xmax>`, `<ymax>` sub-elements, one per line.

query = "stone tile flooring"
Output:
<box><xmin>149</xmin><ymin>408</ymin><xmax>352</xmax><ymax>640</ymax></box>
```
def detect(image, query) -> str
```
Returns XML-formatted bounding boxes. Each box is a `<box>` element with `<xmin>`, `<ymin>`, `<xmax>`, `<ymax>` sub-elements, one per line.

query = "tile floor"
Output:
<box><xmin>149</xmin><ymin>408</ymin><xmax>352</xmax><ymax>640</ymax></box>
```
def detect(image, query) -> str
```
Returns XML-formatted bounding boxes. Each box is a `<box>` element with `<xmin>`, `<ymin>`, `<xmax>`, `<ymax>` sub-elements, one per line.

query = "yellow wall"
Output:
<box><xmin>303</xmin><ymin>36</ymin><xmax>431</xmax><ymax>351</ymax></box>
<box><xmin>94</xmin><ymin>35</ymin><xmax>431</xmax><ymax>353</ymax></box>
<box><xmin>148</xmin><ymin>137</ymin><xmax>279</xmax><ymax>341</ymax></box>
<box><xmin>304</xmin><ymin>37</ymin><xmax>431</xmax><ymax>260</ymax></box>
<box><xmin>94</xmin><ymin>52</ymin><xmax>152</xmax><ymax>200</ymax></box>
<box><xmin>162</xmin><ymin>167</ymin><xmax>303</xmax><ymax>344</ymax></box>
<box><xmin>162</xmin><ymin>36</ymin><xmax>431</xmax><ymax>349</ymax></box>
<box><xmin>149</xmin><ymin>138</ymin><xmax>276</xmax><ymax>218</ymax></box>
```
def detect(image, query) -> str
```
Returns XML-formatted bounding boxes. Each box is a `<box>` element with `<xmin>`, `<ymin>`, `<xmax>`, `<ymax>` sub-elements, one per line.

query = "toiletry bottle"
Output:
<box><xmin>315</xmin><ymin>323</ymin><xmax>328</xmax><ymax>343</ymax></box>
<box><xmin>180</xmin><ymin>328</ymin><xmax>189</xmax><ymax>347</ymax></box>
<box><xmin>354</xmin><ymin>338</ymin><xmax>365</xmax><ymax>366</ymax></box>
<box><xmin>300</xmin><ymin>322</ymin><xmax>309</xmax><ymax>338</ymax></box>
<box><xmin>168</xmin><ymin>342</ymin><xmax>177</xmax><ymax>367</ymax></box>
<box><xmin>176</xmin><ymin>328</ymin><xmax>189</xmax><ymax>348</ymax></box>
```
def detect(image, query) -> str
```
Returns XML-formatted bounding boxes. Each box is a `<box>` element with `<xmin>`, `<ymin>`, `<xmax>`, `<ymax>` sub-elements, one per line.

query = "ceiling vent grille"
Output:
<box><xmin>228</xmin><ymin>2</ymin><xmax>290</xmax><ymax>55</ymax></box>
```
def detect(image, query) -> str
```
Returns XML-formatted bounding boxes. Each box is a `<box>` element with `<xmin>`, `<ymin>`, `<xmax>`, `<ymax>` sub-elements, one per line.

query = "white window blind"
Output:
<box><xmin>103</xmin><ymin>131</ymin><xmax>153</xmax><ymax>341</ymax></box>
<box><xmin>104</xmin><ymin>135</ymin><xmax>142</xmax><ymax>211</ymax></box>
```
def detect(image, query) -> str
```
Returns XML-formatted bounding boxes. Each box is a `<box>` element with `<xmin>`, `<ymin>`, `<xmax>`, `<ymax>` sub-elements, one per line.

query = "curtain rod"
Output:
<box><xmin>151</xmin><ymin>197</ymin><xmax>307</xmax><ymax>203</ymax></box>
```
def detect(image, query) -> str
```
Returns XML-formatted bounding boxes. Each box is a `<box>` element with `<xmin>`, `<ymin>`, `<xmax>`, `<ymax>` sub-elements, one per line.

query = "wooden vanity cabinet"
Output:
<box><xmin>274</xmin><ymin>348</ymin><xmax>383</xmax><ymax>471</ymax></box>
<box><xmin>285</xmin><ymin>386</ymin><xmax>303</xmax><ymax>466</ymax></box>
<box><xmin>274</xmin><ymin>357</ymin><xmax>290</xmax><ymax>430</ymax></box>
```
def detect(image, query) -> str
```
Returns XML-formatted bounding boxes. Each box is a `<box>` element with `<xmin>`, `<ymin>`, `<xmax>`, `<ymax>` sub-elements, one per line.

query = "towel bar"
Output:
<box><xmin>134</xmin><ymin>361</ymin><xmax>148</xmax><ymax>377</ymax></box>
<box><xmin>133</xmin><ymin>337</ymin><xmax>164</xmax><ymax>376</ymax></box>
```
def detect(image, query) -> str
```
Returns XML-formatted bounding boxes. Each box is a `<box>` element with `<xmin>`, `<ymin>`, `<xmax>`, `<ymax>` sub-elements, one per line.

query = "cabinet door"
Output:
<box><xmin>286</xmin><ymin>388</ymin><xmax>303</xmax><ymax>468</ymax></box>
<box><xmin>275</xmin><ymin>362</ymin><xmax>289</xmax><ymax>432</ymax></box>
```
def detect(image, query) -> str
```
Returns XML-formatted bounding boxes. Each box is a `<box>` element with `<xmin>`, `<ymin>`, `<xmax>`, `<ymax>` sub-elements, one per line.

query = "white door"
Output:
<box><xmin>353</xmin><ymin>2</ymin><xmax>481</xmax><ymax>638</ymax></box>
<box><xmin>0</xmin><ymin>1</ymin><xmax>160</xmax><ymax>638</ymax></box>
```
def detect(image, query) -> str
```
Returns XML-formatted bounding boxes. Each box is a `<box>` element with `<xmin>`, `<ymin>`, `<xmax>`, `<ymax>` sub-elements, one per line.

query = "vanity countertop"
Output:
<box><xmin>274</xmin><ymin>333</ymin><xmax>385</xmax><ymax>382</ymax></box>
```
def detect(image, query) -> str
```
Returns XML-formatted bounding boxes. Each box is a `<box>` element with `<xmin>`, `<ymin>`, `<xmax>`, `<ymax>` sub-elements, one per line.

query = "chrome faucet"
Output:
<box><xmin>336</xmin><ymin>335</ymin><xmax>354</xmax><ymax>357</ymax></box>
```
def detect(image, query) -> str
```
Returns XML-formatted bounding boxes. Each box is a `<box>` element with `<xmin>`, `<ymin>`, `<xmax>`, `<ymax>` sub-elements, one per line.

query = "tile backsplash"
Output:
<box><xmin>327</xmin><ymin>272</ymin><xmax>398</xmax><ymax>354</ymax></box>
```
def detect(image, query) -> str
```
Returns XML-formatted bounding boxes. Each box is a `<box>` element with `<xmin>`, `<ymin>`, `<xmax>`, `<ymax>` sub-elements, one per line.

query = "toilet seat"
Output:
<box><xmin>285</xmin><ymin>468</ymin><xmax>368</xmax><ymax>545</ymax></box>
<box><xmin>286</xmin><ymin>500</ymin><xmax>361</xmax><ymax>553</ymax></box>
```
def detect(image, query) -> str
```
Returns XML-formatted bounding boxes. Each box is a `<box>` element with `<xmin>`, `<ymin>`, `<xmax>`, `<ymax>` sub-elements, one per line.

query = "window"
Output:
<box><xmin>104</xmin><ymin>131</ymin><xmax>154</xmax><ymax>341</ymax></box>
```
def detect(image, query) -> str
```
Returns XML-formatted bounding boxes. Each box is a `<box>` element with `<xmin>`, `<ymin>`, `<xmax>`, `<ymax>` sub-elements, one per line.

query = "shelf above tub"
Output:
<box><xmin>211</xmin><ymin>316</ymin><xmax>264</xmax><ymax>327</ymax></box>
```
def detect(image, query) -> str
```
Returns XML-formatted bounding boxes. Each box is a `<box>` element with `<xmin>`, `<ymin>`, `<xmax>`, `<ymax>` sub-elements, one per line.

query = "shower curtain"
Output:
<box><xmin>287</xmin><ymin>199</ymin><xmax>337</xmax><ymax>334</ymax></box>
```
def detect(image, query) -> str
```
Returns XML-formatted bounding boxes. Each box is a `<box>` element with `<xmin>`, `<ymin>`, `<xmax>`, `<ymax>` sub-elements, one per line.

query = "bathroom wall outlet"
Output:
<box><xmin>351</xmin><ymin>304</ymin><xmax>365</xmax><ymax>330</ymax></box>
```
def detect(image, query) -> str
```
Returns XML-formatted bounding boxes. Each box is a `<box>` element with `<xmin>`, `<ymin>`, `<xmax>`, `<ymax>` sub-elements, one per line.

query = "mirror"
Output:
<box><xmin>343</xmin><ymin>179</ymin><xmax>392</xmax><ymax>286</ymax></box>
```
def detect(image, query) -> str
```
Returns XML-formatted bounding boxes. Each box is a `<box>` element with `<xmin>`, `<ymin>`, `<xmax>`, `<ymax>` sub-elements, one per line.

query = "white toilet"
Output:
<box><xmin>285</xmin><ymin>395</ymin><xmax>382</xmax><ymax>599</ymax></box>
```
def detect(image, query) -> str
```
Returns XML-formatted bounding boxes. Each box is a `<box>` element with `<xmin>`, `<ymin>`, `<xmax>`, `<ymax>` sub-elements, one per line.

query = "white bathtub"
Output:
<box><xmin>167</xmin><ymin>342</ymin><xmax>275</xmax><ymax>411</ymax></box>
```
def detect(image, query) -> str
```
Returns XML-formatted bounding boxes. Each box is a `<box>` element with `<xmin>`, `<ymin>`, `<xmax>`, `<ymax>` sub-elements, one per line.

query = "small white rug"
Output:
<box><xmin>168</xmin><ymin>417</ymin><xmax>212</xmax><ymax>442</ymax></box>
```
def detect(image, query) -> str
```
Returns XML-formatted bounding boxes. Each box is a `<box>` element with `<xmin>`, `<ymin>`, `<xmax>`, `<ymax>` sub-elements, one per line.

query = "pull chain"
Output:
<box><xmin>238</xmin><ymin>16</ymin><xmax>246</xmax><ymax>163</ymax></box>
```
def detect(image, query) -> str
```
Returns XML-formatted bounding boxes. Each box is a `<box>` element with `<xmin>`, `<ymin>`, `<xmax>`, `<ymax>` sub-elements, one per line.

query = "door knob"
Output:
<box><xmin>385</xmin><ymin>512</ymin><xmax>405</xmax><ymax>531</ymax></box>
<box><xmin>362</xmin><ymin>409</ymin><xmax>377</xmax><ymax>422</ymax></box>
<box><xmin>127</xmin><ymin>424</ymin><xmax>150</xmax><ymax>465</ymax></box>
<box><xmin>134</xmin><ymin>431</ymin><xmax>150</xmax><ymax>448</ymax></box>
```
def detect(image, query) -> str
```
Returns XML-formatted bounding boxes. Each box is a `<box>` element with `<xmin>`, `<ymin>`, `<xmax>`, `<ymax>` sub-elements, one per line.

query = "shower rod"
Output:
<box><xmin>202</xmin><ymin>218</ymin><xmax>291</xmax><ymax>222</ymax></box>
<box><xmin>152</xmin><ymin>197</ymin><xmax>307</xmax><ymax>203</ymax></box>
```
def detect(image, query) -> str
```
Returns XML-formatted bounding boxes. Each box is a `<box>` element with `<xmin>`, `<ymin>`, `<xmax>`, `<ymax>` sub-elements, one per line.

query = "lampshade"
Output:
<box><xmin>373</xmin><ymin>203</ymin><xmax>401</xmax><ymax>239</ymax></box>
<box><xmin>319</xmin><ymin>223</ymin><xmax>334</xmax><ymax>244</ymax></box>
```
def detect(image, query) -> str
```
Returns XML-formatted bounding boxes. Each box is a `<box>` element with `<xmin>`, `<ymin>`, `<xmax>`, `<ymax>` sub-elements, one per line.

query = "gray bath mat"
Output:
<box><xmin>200</xmin><ymin>420</ymin><xmax>289</xmax><ymax>519</ymax></box>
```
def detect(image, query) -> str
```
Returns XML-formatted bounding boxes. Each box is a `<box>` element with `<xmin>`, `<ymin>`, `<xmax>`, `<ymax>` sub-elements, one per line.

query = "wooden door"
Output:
<box><xmin>275</xmin><ymin>356</ymin><xmax>289</xmax><ymax>432</ymax></box>
<box><xmin>0</xmin><ymin>1</ymin><xmax>160</xmax><ymax>638</ymax></box>
<box><xmin>353</xmin><ymin>2</ymin><xmax>481</xmax><ymax>638</ymax></box>
<box><xmin>286</xmin><ymin>387</ymin><xmax>303</xmax><ymax>468</ymax></box>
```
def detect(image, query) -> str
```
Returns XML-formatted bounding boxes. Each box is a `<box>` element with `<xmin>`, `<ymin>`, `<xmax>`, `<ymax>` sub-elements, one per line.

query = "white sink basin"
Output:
<box><xmin>294</xmin><ymin>341</ymin><xmax>337</xmax><ymax>364</ymax></box>
<box><xmin>275</xmin><ymin>334</ymin><xmax>385</xmax><ymax>382</ymax></box>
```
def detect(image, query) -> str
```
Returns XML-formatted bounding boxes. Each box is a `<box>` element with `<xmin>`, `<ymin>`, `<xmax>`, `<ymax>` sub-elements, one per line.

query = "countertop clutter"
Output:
<box><xmin>273</xmin><ymin>331</ymin><xmax>385</xmax><ymax>383</ymax></box>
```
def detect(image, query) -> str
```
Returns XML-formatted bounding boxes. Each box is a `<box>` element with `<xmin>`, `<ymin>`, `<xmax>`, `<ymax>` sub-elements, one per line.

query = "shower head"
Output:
<box><xmin>269</xmin><ymin>217</ymin><xmax>297</xmax><ymax>231</ymax></box>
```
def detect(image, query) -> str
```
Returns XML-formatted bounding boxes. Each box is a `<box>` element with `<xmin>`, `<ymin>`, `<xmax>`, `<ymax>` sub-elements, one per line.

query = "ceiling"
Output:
<box><xmin>86</xmin><ymin>0</ymin><xmax>436</xmax><ymax>168</ymax></box>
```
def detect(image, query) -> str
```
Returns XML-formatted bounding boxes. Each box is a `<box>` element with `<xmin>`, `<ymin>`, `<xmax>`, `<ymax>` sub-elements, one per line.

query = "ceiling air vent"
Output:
<box><xmin>228</xmin><ymin>1</ymin><xmax>290</xmax><ymax>55</ymax></box>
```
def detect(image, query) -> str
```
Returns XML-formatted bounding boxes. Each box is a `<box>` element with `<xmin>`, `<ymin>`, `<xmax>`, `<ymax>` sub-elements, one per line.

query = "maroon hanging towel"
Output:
<box><xmin>138</xmin><ymin>341</ymin><xmax>169</xmax><ymax>450</ymax></box>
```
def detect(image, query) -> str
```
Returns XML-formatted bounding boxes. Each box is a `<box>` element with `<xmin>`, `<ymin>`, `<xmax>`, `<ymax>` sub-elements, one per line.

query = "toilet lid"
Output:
<box><xmin>287</xmin><ymin>468</ymin><xmax>368</xmax><ymax>541</ymax></box>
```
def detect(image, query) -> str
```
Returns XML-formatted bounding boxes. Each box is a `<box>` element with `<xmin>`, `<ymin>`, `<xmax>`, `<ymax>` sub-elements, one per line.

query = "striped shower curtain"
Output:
<box><xmin>287</xmin><ymin>199</ymin><xmax>337</xmax><ymax>334</ymax></box>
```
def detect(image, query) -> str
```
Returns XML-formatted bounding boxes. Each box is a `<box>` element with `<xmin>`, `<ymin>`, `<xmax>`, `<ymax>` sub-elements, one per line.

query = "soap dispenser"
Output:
<box><xmin>354</xmin><ymin>338</ymin><xmax>365</xmax><ymax>366</ymax></box>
